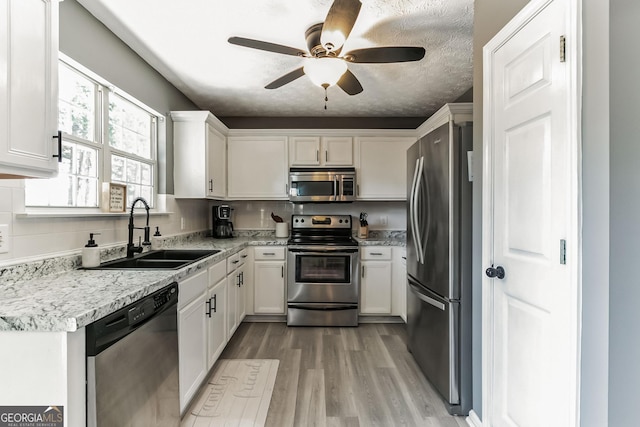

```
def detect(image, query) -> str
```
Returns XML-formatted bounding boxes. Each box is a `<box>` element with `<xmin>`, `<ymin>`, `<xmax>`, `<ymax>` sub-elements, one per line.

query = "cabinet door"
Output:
<box><xmin>356</xmin><ymin>137</ymin><xmax>416</xmax><ymax>200</ymax></box>
<box><xmin>206</xmin><ymin>124</ymin><xmax>226</xmax><ymax>198</ymax></box>
<box><xmin>226</xmin><ymin>272</ymin><xmax>238</xmax><ymax>337</ymax></box>
<box><xmin>391</xmin><ymin>247</ymin><xmax>407</xmax><ymax>321</ymax></box>
<box><xmin>227</xmin><ymin>136</ymin><xmax>288</xmax><ymax>199</ymax></box>
<box><xmin>360</xmin><ymin>261</ymin><xmax>392</xmax><ymax>314</ymax></box>
<box><xmin>237</xmin><ymin>264</ymin><xmax>247</xmax><ymax>321</ymax></box>
<box><xmin>0</xmin><ymin>0</ymin><xmax>59</xmax><ymax>177</ymax></box>
<box><xmin>178</xmin><ymin>292</ymin><xmax>207</xmax><ymax>413</ymax></box>
<box><xmin>254</xmin><ymin>261</ymin><xmax>286</xmax><ymax>314</ymax></box>
<box><xmin>322</xmin><ymin>137</ymin><xmax>353</xmax><ymax>166</ymax></box>
<box><xmin>289</xmin><ymin>137</ymin><xmax>320</xmax><ymax>166</ymax></box>
<box><xmin>207</xmin><ymin>278</ymin><xmax>227</xmax><ymax>369</ymax></box>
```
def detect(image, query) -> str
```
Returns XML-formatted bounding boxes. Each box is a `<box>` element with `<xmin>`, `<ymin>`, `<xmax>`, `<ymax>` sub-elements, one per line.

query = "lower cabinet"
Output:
<box><xmin>178</xmin><ymin>269</ymin><xmax>208</xmax><ymax>413</ymax></box>
<box><xmin>253</xmin><ymin>247</ymin><xmax>286</xmax><ymax>314</ymax></box>
<box><xmin>207</xmin><ymin>260</ymin><xmax>227</xmax><ymax>369</ymax></box>
<box><xmin>360</xmin><ymin>247</ymin><xmax>393</xmax><ymax>315</ymax></box>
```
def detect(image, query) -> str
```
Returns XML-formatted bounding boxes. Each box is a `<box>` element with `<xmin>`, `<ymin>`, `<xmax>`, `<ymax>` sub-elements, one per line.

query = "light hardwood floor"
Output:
<box><xmin>189</xmin><ymin>322</ymin><xmax>469</xmax><ymax>427</ymax></box>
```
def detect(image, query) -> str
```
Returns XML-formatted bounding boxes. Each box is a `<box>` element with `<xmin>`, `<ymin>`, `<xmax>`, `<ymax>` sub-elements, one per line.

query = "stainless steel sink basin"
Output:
<box><xmin>87</xmin><ymin>249</ymin><xmax>221</xmax><ymax>270</ymax></box>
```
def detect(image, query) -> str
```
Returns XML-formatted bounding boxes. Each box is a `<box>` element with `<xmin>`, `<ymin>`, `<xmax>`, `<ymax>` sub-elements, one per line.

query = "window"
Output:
<box><xmin>26</xmin><ymin>55</ymin><xmax>160</xmax><ymax>209</ymax></box>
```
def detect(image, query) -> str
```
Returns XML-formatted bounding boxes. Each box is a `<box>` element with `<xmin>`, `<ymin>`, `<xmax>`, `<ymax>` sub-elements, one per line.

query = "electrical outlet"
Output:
<box><xmin>380</xmin><ymin>216</ymin><xmax>388</xmax><ymax>226</ymax></box>
<box><xmin>180</xmin><ymin>217</ymin><xmax>185</xmax><ymax>230</ymax></box>
<box><xmin>0</xmin><ymin>224</ymin><xmax>9</xmax><ymax>254</ymax></box>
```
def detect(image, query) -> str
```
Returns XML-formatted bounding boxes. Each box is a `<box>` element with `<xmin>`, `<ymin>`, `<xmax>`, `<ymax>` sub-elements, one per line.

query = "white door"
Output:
<box><xmin>482</xmin><ymin>0</ymin><xmax>580</xmax><ymax>426</ymax></box>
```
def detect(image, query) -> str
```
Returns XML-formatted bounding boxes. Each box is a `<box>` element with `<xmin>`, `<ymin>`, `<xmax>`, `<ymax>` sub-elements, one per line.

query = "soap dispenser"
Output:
<box><xmin>151</xmin><ymin>226</ymin><xmax>162</xmax><ymax>250</ymax></box>
<box><xmin>82</xmin><ymin>233</ymin><xmax>101</xmax><ymax>268</ymax></box>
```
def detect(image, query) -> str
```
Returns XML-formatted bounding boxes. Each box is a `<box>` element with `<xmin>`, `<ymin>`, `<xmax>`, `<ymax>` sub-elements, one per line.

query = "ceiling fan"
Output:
<box><xmin>228</xmin><ymin>0</ymin><xmax>426</xmax><ymax>107</ymax></box>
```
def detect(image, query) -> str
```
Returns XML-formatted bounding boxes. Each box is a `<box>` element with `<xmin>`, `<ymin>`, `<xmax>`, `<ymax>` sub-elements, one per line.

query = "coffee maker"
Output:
<box><xmin>213</xmin><ymin>205</ymin><xmax>234</xmax><ymax>238</ymax></box>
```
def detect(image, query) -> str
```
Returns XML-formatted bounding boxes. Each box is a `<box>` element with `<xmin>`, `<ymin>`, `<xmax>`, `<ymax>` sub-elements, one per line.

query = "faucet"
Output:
<box><xmin>127</xmin><ymin>197</ymin><xmax>151</xmax><ymax>258</ymax></box>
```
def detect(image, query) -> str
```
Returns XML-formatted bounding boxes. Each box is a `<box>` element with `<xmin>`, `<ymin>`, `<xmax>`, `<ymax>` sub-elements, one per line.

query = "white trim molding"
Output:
<box><xmin>466</xmin><ymin>410</ymin><xmax>483</xmax><ymax>427</ymax></box>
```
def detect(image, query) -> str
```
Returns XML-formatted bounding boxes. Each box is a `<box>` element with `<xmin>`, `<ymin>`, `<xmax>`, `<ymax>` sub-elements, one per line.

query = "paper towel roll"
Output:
<box><xmin>275</xmin><ymin>222</ymin><xmax>289</xmax><ymax>238</ymax></box>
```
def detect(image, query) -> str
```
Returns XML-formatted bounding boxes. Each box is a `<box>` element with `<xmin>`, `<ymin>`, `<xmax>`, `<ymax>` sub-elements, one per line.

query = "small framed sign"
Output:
<box><xmin>102</xmin><ymin>183</ymin><xmax>127</xmax><ymax>213</ymax></box>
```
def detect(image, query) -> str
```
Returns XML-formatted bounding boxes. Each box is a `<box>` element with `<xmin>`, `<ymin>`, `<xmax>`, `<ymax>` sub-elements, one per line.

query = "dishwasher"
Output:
<box><xmin>86</xmin><ymin>282</ymin><xmax>179</xmax><ymax>427</ymax></box>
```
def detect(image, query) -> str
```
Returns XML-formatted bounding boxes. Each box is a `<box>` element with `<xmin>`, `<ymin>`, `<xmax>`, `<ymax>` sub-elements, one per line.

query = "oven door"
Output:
<box><xmin>287</xmin><ymin>247</ymin><xmax>359</xmax><ymax>303</ymax></box>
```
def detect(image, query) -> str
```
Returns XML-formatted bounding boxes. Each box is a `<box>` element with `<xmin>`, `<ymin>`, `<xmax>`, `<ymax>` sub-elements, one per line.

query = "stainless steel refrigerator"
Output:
<box><xmin>406</xmin><ymin>121</ymin><xmax>472</xmax><ymax>415</ymax></box>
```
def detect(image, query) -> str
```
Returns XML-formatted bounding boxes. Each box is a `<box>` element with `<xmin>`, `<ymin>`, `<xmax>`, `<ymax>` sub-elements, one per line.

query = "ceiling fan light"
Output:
<box><xmin>303</xmin><ymin>57</ymin><xmax>348</xmax><ymax>87</ymax></box>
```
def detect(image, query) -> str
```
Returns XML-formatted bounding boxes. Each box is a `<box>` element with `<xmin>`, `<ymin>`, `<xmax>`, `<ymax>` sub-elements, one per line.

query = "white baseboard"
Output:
<box><xmin>466</xmin><ymin>410</ymin><xmax>482</xmax><ymax>427</ymax></box>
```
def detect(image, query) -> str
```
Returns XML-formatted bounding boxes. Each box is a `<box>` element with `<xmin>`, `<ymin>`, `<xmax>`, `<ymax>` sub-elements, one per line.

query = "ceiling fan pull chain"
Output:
<box><xmin>323</xmin><ymin>83</ymin><xmax>329</xmax><ymax>110</ymax></box>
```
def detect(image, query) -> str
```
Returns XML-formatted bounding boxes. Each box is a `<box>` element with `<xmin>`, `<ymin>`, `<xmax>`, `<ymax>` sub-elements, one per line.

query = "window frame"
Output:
<box><xmin>25</xmin><ymin>53</ymin><xmax>163</xmax><ymax>212</ymax></box>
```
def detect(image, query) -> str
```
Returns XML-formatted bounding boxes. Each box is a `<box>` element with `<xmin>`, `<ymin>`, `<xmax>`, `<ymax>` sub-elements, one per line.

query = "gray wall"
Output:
<box><xmin>609</xmin><ymin>1</ymin><xmax>640</xmax><ymax>425</ymax></box>
<box><xmin>59</xmin><ymin>0</ymin><xmax>199</xmax><ymax>194</ymax></box>
<box><xmin>581</xmin><ymin>1</ymin><xmax>610</xmax><ymax>425</ymax></box>
<box><xmin>471</xmin><ymin>0</ymin><xmax>529</xmax><ymax>418</ymax></box>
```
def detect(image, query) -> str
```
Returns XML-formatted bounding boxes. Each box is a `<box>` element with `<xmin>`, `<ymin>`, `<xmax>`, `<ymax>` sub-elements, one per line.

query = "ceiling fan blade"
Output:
<box><xmin>265</xmin><ymin>67</ymin><xmax>306</xmax><ymax>89</ymax></box>
<box><xmin>344</xmin><ymin>47</ymin><xmax>426</xmax><ymax>63</ymax></box>
<box><xmin>321</xmin><ymin>0</ymin><xmax>362</xmax><ymax>52</ymax></box>
<box><xmin>336</xmin><ymin>69</ymin><xmax>363</xmax><ymax>95</ymax></box>
<box><xmin>228</xmin><ymin>37</ymin><xmax>307</xmax><ymax>57</ymax></box>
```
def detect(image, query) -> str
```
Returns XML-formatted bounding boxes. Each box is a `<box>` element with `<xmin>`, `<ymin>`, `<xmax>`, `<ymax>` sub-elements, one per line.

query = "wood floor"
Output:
<box><xmin>191</xmin><ymin>322</ymin><xmax>469</xmax><ymax>427</ymax></box>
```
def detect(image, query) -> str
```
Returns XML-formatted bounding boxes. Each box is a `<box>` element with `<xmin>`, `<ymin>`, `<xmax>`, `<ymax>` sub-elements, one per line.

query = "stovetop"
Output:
<box><xmin>288</xmin><ymin>214</ymin><xmax>357</xmax><ymax>247</ymax></box>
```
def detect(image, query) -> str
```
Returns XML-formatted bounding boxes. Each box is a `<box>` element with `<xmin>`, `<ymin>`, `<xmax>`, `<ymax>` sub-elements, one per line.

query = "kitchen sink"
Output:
<box><xmin>87</xmin><ymin>249</ymin><xmax>221</xmax><ymax>270</ymax></box>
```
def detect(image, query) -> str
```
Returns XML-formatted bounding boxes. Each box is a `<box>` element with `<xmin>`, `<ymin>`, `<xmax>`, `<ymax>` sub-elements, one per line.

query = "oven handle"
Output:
<box><xmin>288</xmin><ymin>304</ymin><xmax>358</xmax><ymax>311</ymax></box>
<box><xmin>288</xmin><ymin>247</ymin><xmax>359</xmax><ymax>253</ymax></box>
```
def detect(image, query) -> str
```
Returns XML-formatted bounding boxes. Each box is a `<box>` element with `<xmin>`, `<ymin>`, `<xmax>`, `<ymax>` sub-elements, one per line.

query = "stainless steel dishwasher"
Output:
<box><xmin>86</xmin><ymin>282</ymin><xmax>179</xmax><ymax>427</ymax></box>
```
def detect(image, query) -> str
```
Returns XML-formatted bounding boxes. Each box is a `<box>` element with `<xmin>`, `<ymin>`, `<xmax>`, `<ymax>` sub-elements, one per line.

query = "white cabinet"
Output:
<box><xmin>225</xmin><ymin>249</ymin><xmax>248</xmax><ymax>336</ymax></box>
<box><xmin>289</xmin><ymin>136</ymin><xmax>353</xmax><ymax>166</ymax></box>
<box><xmin>360</xmin><ymin>247</ymin><xmax>393</xmax><ymax>314</ymax></box>
<box><xmin>206</xmin><ymin>260</ymin><xmax>227</xmax><ymax>369</ymax></box>
<box><xmin>253</xmin><ymin>247</ymin><xmax>286</xmax><ymax>314</ymax></box>
<box><xmin>227</xmin><ymin>136</ymin><xmax>288</xmax><ymax>199</ymax></box>
<box><xmin>178</xmin><ymin>269</ymin><xmax>208</xmax><ymax>413</ymax></box>
<box><xmin>355</xmin><ymin>137</ymin><xmax>416</xmax><ymax>200</ymax></box>
<box><xmin>0</xmin><ymin>0</ymin><xmax>60</xmax><ymax>178</ymax></box>
<box><xmin>171</xmin><ymin>111</ymin><xmax>226</xmax><ymax>199</ymax></box>
<box><xmin>391</xmin><ymin>247</ymin><xmax>407</xmax><ymax>321</ymax></box>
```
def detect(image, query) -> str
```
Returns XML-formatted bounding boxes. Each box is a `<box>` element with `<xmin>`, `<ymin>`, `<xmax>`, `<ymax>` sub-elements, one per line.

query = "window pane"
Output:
<box><xmin>26</xmin><ymin>141</ymin><xmax>99</xmax><ymax>207</ymax></box>
<box><xmin>112</xmin><ymin>155</ymin><xmax>154</xmax><ymax>208</ymax></box>
<box><xmin>108</xmin><ymin>95</ymin><xmax>152</xmax><ymax>158</ymax></box>
<box><xmin>58</xmin><ymin>63</ymin><xmax>96</xmax><ymax>141</ymax></box>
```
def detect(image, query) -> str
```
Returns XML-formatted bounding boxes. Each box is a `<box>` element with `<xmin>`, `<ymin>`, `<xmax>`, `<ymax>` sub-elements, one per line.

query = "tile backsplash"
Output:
<box><xmin>0</xmin><ymin>179</ymin><xmax>208</xmax><ymax>265</ymax></box>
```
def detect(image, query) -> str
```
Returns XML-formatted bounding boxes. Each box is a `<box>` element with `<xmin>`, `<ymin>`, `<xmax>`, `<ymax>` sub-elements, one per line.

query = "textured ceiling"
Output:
<box><xmin>77</xmin><ymin>0</ymin><xmax>473</xmax><ymax>120</ymax></box>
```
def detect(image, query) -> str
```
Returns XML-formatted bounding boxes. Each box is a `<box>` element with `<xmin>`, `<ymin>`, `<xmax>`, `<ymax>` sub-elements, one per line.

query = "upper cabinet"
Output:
<box><xmin>0</xmin><ymin>0</ymin><xmax>60</xmax><ymax>178</ymax></box>
<box><xmin>289</xmin><ymin>136</ymin><xmax>353</xmax><ymax>166</ymax></box>
<box><xmin>356</xmin><ymin>137</ymin><xmax>416</xmax><ymax>200</ymax></box>
<box><xmin>227</xmin><ymin>136</ymin><xmax>288</xmax><ymax>199</ymax></box>
<box><xmin>172</xmin><ymin>111</ymin><xmax>227</xmax><ymax>199</ymax></box>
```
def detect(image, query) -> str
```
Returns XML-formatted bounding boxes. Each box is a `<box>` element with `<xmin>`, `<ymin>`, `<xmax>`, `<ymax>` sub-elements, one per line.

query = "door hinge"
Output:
<box><xmin>560</xmin><ymin>239</ymin><xmax>567</xmax><ymax>265</ymax></box>
<box><xmin>560</xmin><ymin>35</ymin><xmax>566</xmax><ymax>62</ymax></box>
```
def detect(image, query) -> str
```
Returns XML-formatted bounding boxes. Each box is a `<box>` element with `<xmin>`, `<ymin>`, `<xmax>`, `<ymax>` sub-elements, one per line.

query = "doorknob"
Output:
<box><xmin>485</xmin><ymin>265</ymin><xmax>505</xmax><ymax>279</ymax></box>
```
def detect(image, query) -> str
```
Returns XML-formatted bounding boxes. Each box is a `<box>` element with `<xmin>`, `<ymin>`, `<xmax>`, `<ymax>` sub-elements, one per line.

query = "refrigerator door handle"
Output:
<box><xmin>409</xmin><ymin>157</ymin><xmax>421</xmax><ymax>260</ymax></box>
<box><xmin>408</xmin><ymin>280</ymin><xmax>446</xmax><ymax>311</ymax></box>
<box><xmin>414</xmin><ymin>157</ymin><xmax>426</xmax><ymax>263</ymax></box>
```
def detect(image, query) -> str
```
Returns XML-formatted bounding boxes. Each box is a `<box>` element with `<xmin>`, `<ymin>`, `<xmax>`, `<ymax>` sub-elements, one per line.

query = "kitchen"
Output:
<box><xmin>0</xmin><ymin>0</ymin><xmax>632</xmax><ymax>427</ymax></box>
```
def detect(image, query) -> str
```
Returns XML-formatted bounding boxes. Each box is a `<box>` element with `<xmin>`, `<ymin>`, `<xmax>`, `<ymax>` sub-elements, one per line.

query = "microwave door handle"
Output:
<box><xmin>333</xmin><ymin>175</ymin><xmax>338</xmax><ymax>202</ymax></box>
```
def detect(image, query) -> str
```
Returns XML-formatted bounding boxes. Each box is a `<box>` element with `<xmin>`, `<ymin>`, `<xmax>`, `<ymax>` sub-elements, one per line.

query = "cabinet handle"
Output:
<box><xmin>362</xmin><ymin>265</ymin><xmax>365</xmax><ymax>278</ymax></box>
<box><xmin>209</xmin><ymin>179</ymin><xmax>213</xmax><ymax>192</ymax></box>
<box><xmin>213</xmin><ymin>294</ymin><xmax>217</xmax><ymax>313</ymax></box>
<box><xmin>232</xmin><ymin>260</ymin><xmax>239</xmax><ymax>264</ymax></box>
<box><xmin>371</xmin><ymin>252</ymin><xmax>383</xmax><ymax>256</ymax></box>
<box><xmin>237</xmin><ymin>273</ymin><xmax>241</xmax><ymax>287</ymax></box>
<box><xmin>357</xmin><ymin>184</ymin><xmax>360</xmax><ymax>196</ymax></box>
<box><xmin>240</xmin><ymin>271</ymin><xmax>244</xmax><ymax>286</ymax></box>
<box><xmin>241</xmin><ymin>254</ymin><xmax>247</xmax><ymax>258</ymax></box>
<box><xmin>316</xmin><ymin>150</ymin><xmax>319</xmax><ymax>162</ymax></box>
<box><xmin>52</xmin><ymin>131</ymin><xmax>62</xmax><ymax>163</ymax></box>
<box><xmin>281</xmin><ymin>266</ymin><xmax>284</xmax><ymax>277</ymax></box>
<box><xmin>263</xmin><ymin>252</ymin><xmax>275</xmax><ymax>256</ymax></box>
<box><xmin>206</xmin><ymin>299</ymin><xmax>212</xmax><ymax>318</ymax></box>
<box><xmin>325</xmin><ymin>150</ymin><xmax>328</xmax><ymax>162</ymax></box>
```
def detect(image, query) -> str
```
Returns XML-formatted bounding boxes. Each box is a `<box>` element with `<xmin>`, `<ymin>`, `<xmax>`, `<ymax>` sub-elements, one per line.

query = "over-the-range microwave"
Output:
<box><xmin>288</xmin><ymin>167</ymin><xmax>356</xmax><ymax>202</ymax></box>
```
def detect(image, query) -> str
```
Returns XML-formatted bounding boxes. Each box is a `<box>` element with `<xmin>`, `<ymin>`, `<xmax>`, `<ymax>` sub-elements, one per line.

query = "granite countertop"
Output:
<box><xmin>0</xmin><ymin>230</ymin><xmax>403</xmax><ymax>333</ymax></box>
<box><xmin>0</xmin><ymin>235</ymin><xmax>285</xmax><ymax>333</ymax></box>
